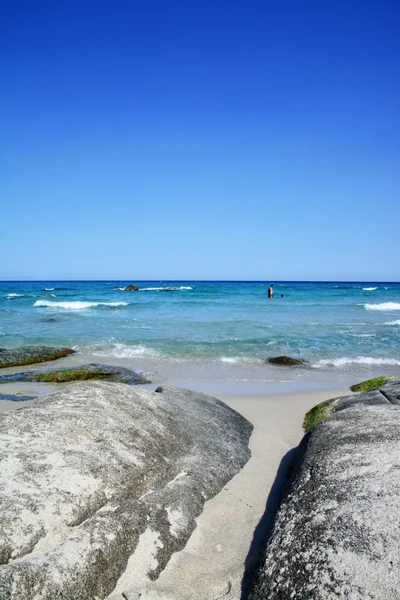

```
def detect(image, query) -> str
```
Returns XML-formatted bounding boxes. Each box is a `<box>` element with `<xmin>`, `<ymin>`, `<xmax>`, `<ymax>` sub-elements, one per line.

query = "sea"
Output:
<box><xmin>1</xmin><ymin>280</ymin><xmax>400</xmax><ymax>394</ymax></box>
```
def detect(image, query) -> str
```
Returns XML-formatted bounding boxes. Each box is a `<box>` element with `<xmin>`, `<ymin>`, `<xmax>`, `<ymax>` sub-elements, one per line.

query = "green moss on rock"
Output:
<box><xmin>350</xmin><ymin>376</ymin><xmax>392</xmax><ymax>393</ymax></box>
<box><xmin>303</xmin><ymin>398</ymin><xmax>339</xmax><ymax>433</ymax></box>
<box><xmin>27</xmin><ymin>366</ymin><xmax>119</xmax><ymax>383</ymax></box>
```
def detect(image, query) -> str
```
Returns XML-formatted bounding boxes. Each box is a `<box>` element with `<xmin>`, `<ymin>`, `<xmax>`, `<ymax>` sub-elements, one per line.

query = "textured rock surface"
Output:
<box><xmin>248</xmin><ymin>381</ymin><xmax>400</xmax><ymax>600</ymax></box>
<box><xmin>266</xmin><ymin>356</ymin><xmax>307</xmax><ymax>366</ymax></box>
<box><xmin>0</xmin><ymin>363</ymin><xmax>150</xmax><ymax>385</ymax></box>
<box><xmin>0</xmin><ymin>382</ymin><xmax>252</xmax><ymax>600</ymax></box>
<box><xmin>0</xmin><ymin>346</ymin><xmax>75</xmax><ymax>368</ymax></box>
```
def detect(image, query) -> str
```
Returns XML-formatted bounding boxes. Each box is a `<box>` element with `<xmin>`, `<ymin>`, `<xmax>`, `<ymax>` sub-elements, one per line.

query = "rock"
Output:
<box><xmin>350</xmin><ymin>376</ymin><xmax>395</xmax><ymax>392</ymax></box>
<box><xmin>125</xmin><ymin>285</ymin><xmax>139</xmax><ymax>291</ymax></box>
<box><xmin>0</xmin><ymin>364</ymin><xmax>151</xmax><ymax>385</ymax></box>
<box><xmin>266</xmin><ymin>356</ymin><xmax>307</xmax><ymax>366</ymax></box>
<box><xmin>303</xmin><ymin>378</ymin><xmax>400</xmax><ymax>432</ymax></box>
<box><xmin>0</xmin><ymin>382</ymin><xmax>252</xmax><ymax>600</ymax></box>
<box><xmin>0</xmin><ymin>393</ymin><xmax>37</xmax><ymax>402</ymax></box>
<box><xmin>0</xmin><ymin>346</ymin><xmax>75</xmax><ymax>369</ymax></box>
<box><xmin>248</xmin><ymin>381</ymin><xmax>400</xmax><ymax>600</ymax></box>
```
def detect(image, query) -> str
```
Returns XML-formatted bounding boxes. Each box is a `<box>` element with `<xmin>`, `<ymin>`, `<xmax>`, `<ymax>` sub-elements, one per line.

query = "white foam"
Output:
<box><xmin>220</xmin><ymin>356</ymin><xmax>263</xmax><ymax>364</ymax></box>
<box><xmin>34</xmin><ymin>300</ymin><xmax>128</xmax><ymax>310</ymax></box>
<box><xmin>384</xmin><ymin>320</ymin><xmax>400</xmax><ymax>326</ymax></box>
<box><xmin>91</xmin><ymin>343</ymin><xmax>161</xmax><ymax>358</ymax></box>
<box><xmin>179</xmin><ymin>286</ymin><xmax>192</xmax><ymax>290</ymax></box>
<box><xmin>139</xmin><ymin>287</ymin><xmax>164</xmax><ymax>291</ymax></box>
<box><xmin>44</xmin><ymin>288</ymin><xmax>55</xmax><ymax>291</ymax></box>
<box><xmin>363</xmin><ymin>287</ymin><xmax>377</xmax><ymax>291</ymax></box>
<box><xmin>363</xmin><ymin>302</ymin><xmax>400</xmax><ymax>311</ymax></box>
<box><xmin>314</xmin><ymin>356</ymin><xmax>400</xmax><ymax>367</ymax></box>
<box><xmin>6</xmin><ymin>293</ymin><xmax>24</xmax><ymax>298</ymax></box>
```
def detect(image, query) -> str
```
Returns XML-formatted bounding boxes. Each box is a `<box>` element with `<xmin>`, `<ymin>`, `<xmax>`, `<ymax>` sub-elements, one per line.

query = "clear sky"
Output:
<box><xmin>2</xmin><ymin>0</ymin><xmax>399</xmax><ymax>281</ymax></box>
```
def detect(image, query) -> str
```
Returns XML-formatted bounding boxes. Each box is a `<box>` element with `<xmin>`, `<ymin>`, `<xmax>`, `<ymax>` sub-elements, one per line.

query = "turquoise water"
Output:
<box><xmin>1</xmin><ymin>281</ymin><xmax>400</xmax><ymax>386</ymax></box>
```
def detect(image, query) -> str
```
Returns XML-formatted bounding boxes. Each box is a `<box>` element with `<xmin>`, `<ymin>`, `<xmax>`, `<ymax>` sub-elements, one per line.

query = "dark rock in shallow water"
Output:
<box><xmin>0</xmin><ymin>393</ymin><xmax>37</xmax><ymax>402</ymax></box>
<box><xmin>125</xmin><ymin>284</ymin><xmax>139</xmax><ymax>291</ymax></box>
<box><xmin>0</xmin><ymin>346</ymin><xmax>75</xmax><ymax>368</ymax></box>
<box><xmin>248</xmin><ymin>381</ymin><xmax>400</xmax><ymax>600</ymax></box>
<box><xmin>0</xmin><ymin>382</ymin><xmax>252</xmax><ymax>600</ymax></box>
<box><xmin>266</xmin><ymin>355</ymin><xmax>308</xmax><ymax>366</ymax></box>
<box><xmin>0</xmin><ymin>364</ymin><xmax>151</xmax><ymax>385</ymax></box>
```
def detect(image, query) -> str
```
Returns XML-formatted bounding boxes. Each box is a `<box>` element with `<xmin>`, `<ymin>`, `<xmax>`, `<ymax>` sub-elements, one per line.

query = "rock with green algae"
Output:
<box><xmin>0</xmin><ymin>346</ymin><xmax>75</xmax><ymax>368</ymax></box>
<box><xmin>303</xmin><ymin>397</ymin><xmax>339</xmax><ymax>432</ymax></box>
<box><xmin>0</xmin><ymin>364</ymin><xmax>151</xmax><ymax>385</ymax></box>
<box><xmin>266</xmin><ymin>356</ymin><xmax>308</xmax><ymax>366</ymax></box>
<box><xmin>248</xmin><ymin>380</ymin><xmax>400</xmax><ymax>600</ymax></box>
<box><xmin>350</xmin><ymin>376</ymin><xmax>396</xmax><ymax>392</ymax></box>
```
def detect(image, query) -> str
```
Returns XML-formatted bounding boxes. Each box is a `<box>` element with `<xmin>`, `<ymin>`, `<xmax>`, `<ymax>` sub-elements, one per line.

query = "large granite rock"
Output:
<box><xmin>0</xmin><ymin>382</ymin><xmax>252</xmax><ymax>600</ymax></box>
<box><xmin>248</xmin><ymin>381</ymin><xmax>400</xmax><ymax>599</ymax></box>
<box><xmin>0</xmin><ymin>346</ymin><xmax>75</xmax><ymax>368</ymax></box>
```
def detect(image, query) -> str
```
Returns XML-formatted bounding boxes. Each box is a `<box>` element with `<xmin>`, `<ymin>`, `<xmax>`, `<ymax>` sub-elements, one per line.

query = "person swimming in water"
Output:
<box><xmin>268</xmin><ymin>284</ymin><xmax>274</xmax><ymax>298</ymax></box>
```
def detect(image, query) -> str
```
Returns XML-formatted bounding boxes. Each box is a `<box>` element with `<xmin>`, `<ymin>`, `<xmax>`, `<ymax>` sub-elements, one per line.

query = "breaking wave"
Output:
<box><xmin>6</xmin><ymin>293</ymin><xmax>24</xmax><ymax>299</ymax></box>
<box><xmin>314</xmin><ymin>356</ymin><xmax>400</xmax><ymax>367</ymax></box>
<box><xmin>384</xmin><ymin>320</ymin><xmax>400</xmax><ymax>326</ymax></box>
<box><xmin>34</xmin><ymin>300</ymin><xmax>128</xmax><ymax>310</ymax></box>
<box><xmin>363</xmin><ymin>302</ymin><xmax>400</xmax><ymax>311</ymax></box>
<box><xmin>90</xmin><ymin>343</ymin><xmax>161</xmax><ymax>358</ymax></box>
<box><xmin>363</xmin><ymin>287</ymin><xmax>377</xmax><ymax>291</ymax></box>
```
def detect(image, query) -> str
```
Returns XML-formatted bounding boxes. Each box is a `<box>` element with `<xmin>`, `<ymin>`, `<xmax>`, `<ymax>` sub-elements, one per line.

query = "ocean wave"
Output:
<box><xmin>363</xmin><ymin>287</ymin><xmax>377</xmax><ymax>291</ymax></box>
<box><xmin>44</xmin><ymin>288</ymin><xmax>55</xmax><ymax>291</ymax></box>
<box><xmin>6</xmin><ymin>293</ymin><xmax>24</xmax><ymax>299</ymax></box>
<box><xmin>90</xmin><ymin>343</ymin><xmax>161</xmax><ymax>358</ymax></box>
<box><xmin>34</xmin><ymin>300</ymin><xmax>128</xmax><ymax>310</ymax></box>
<box><xmin>384</xmin><ymin>320</ymin><xmax>400</xmax><ymax>326</ymax></box>
<box><xmin>363</xmin><ymin>302</ymin><xmax>400</xmax><ymax>311</ymax></box>
<box><xmin>139</xmin><ymin>286</ymin><xmax>193</xmax><ymax>291</ymax></box>
<box><xmin>220</xmin><ymin>356</ymin><xmax>264</xmax><ymax>364</ymax></box>
<box><xmin>314</xmin><ymin>356</ymin><xmax>400</xmax><ymax>367</ymax></box>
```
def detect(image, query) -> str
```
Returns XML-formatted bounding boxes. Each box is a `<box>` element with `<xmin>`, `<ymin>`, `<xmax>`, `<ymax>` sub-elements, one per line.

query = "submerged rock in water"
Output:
<box><xmin>0</xmin><ymin>364</ymin><xmax>151</xmax><ymax>385</ymax></box>
<box><xmin>125</xmin><ymin>284</ymin><xmax>139</xmax><ymax>291</ymax></box>
<box><xmin>0</xmin><ymin>393</ymin><xmax>37</xmax><ymax>402</ymax></box>
<box><xmin>248</xmin><ymin>380</ymin><xmax>400</xmax><ymax>600</ymax></box>
<box><xmin>0</xmin><ymin>382</ymin><xmax>252</xmax><ymax>600</ymax></box>
<box><xmin>266</xmin><ymin>355</ymin><xmax>308</xmax><ymax>366</ymax></box>
<box><xmin>0</xmin><ymin>346</ymin><xmax>75</xmax><ymax>368</ymax></box>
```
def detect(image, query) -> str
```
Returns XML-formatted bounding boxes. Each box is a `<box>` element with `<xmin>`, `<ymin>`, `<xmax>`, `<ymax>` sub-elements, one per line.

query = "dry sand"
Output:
<box><xmin>107</xmin><ymin>386</ymin><xmax>351</xmax><ymax>600</ymax></box>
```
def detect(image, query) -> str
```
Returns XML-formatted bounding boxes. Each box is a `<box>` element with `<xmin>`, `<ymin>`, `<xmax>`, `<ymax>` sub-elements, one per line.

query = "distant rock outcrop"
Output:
<box><xmin>248</xmin><ymin>379</ymin><xmax>400</xmax><ymax>600</ymax></box>
<box><xmin>125</xmin><ymin>284</ymin><xmax>139</xmax><ymax>291</ymax></box>
<box><xmin>266</xmin><ymin>355</ymin><xmax>308</xmax><ymax>366</ymax></box>
<box><xmin>0</xmin><ymin>346</ymin><xmax>75</xmax><ymax>368</ymax></box>
<box><xmin>0</xmin><ymin>382</ymin><xmax>252</xmax><ymax>600</ymax></box>
<box><xmin>0</xmin><ymin>363</ymin><xmax>150</xmax><ymax>385</ymax></box>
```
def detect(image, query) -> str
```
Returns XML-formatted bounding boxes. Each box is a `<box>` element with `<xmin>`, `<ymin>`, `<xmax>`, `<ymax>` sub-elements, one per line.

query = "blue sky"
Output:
<box><xmin>2</xmin><ymin>0</ymin><xmax>399</xmax><ymax>280</ymax></box>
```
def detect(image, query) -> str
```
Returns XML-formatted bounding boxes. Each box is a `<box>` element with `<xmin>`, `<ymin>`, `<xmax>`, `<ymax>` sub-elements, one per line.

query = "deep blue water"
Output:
<box><xmin>1</xmin><ymin>280</ymin><xmax>400</xmax><ymax>383</ymax></box>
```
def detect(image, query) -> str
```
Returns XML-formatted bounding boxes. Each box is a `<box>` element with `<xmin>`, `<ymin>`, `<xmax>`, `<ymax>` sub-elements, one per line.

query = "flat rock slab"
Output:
<box><xmin>0</xmin><ymin>346</ymin><xmax>75</xmax><ymax>368</ymax></box>
<box><xmin>0</xmin><ymin>381</ymin><xmax>252</xmax><ymax>600</ymax></box>
<box><xmin>248</xmin><ymin>382</ymin><xmax>400</xmax><ymax>600</ymax></box>
<box><xmin>0</xmin><ymin>363</ymin><xmax>150</xmax><ymax>385</ymax></box>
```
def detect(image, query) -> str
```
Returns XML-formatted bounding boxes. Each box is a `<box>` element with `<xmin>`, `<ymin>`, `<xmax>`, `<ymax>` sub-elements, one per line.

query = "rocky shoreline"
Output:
<box><xmin>0</xmin><ymin>347</ymin><xmax>399</xmax><ymax>599</ymax></box>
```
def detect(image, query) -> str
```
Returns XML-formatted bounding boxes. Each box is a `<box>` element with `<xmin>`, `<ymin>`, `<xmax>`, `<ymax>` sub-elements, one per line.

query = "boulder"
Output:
<box><xmin>125</xmin><ymin>285</ymin><xmax>139</xmax><ymax>291</ymax></box>
<box><xmin>266</xmin><ymin>356</ymin><xmax>307</xmax><ymax>366</ymax></box>
<box><xmin>0</xmin><ymin>363</ymin><xmax>151</xmax><ymax>385</ymax></box>
<box><xmin>248</xmin><ymin>381</ymin><xmax>400</xmax><ymax>600</ymax></box>
<box><xmin>0</xmin><ymin>346</ymin><xmax>75</xmax><ymax>368</ymax></box>
<box><xmin>0</xmin><ymin>382</ymin><xmax>252</xmax><ymax>600</ymax></box>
